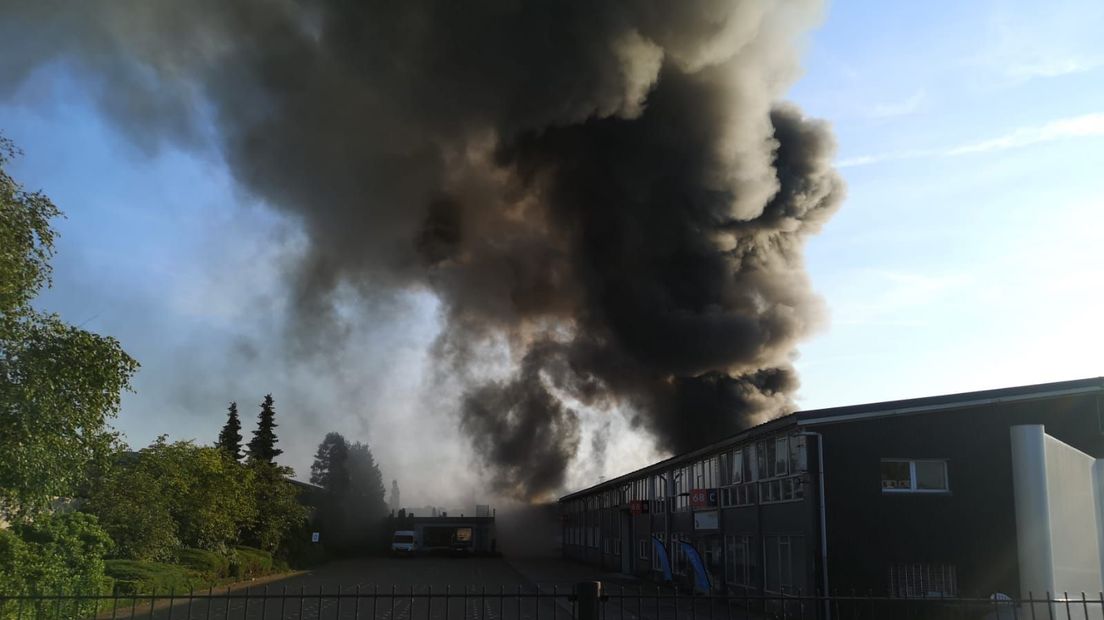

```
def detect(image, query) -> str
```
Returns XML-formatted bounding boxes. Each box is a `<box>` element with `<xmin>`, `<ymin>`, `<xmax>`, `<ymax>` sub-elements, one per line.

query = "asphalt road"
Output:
<box><xmin>90</xmin><ymin>557</ymin><xmax>569</xmax><ymax>620</ymax></box>
<box><xmin>80</xmin><ymin>557</ymin><xmax>772</xmax><ymax>620</ymax></box>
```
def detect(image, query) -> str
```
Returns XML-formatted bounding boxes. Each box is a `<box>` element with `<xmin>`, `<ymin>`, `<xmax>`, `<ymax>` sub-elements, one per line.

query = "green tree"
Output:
<box><xmin>0</xmin><ymin>136</ymin><xmax>138</xmax><ymax>522</ymax></box>
<box><xmin>246</xmin><ymin>394</ymin><xmax>282</xmax><ymax>464</ymax></box>
<box><xmin>85</xmin><ymin>439</ymin><xmax>258</xmax><ymax>559</ymax></box>
<box><xmin>0</xmin><ymin>512</ymin><xmax>112</xmax><ymax>615</ymax></box>
<box><xmin>309</xmin><ymin>433</ymin><xmax>388</xmax><ymax>550</ymax></box>
<box><xmin>310</xmin><ymin>433</ymin><xmax>350</xmax><ymax>547</ymax></box>
<box><xmin>83</xmin><ymin>451</ymin><xmax>179</xmax><ymax>561</ymax></box>
<box><xmin>310</xmin><ymin>432</ymin><xmax>350</xmax><ymax>494</ymax></box>
<box><xmin>217</xmin><ymin>401</ymin><xmax>244</xmax><ymax>461</ymax></box>
<box><xmin>246</xmin><ymin>462</ymin><xmax>307</xmax><ymax>553</ymax></box>
<box><xmin>345</xmin><ymin>442</ymin><xmax>389</xmax><ymax>549</ymax></box>
<box><xmin>143</xmin><ymin>439</ymin><xmax>257</xmax><ymax>553</ymax></box>
<box><xmin>347</xmin><ymin>442</ymin><xmax>388</xmax><ymax>522</ymax></box>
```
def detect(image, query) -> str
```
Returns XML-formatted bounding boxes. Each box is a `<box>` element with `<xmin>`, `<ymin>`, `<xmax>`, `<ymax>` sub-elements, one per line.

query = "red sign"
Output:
<box><xmin>629</xmin><ymin>500</ymin><xmax>650</xmax><ymax>515</ymax></box>
<box><xmin>690</xmin><ymin>488</ymin><xmax>718</xmax><ymax>509</ymax></box>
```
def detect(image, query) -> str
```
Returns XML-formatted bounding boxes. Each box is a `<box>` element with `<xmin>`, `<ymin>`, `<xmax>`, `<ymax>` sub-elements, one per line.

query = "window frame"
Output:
<box><xmin>651</xmin><ymin>533</ymin><xmax>666</xmax><ymax>571</ymax></box>
<box><xmin>725</xmin><ymin>534</ymin><xmax>753</xmax><ymax>586</ymax></box>
<box><xmin>880</xmin><ymin>459</ymin><xmax>950</xmax><ymax>494</ymax></box>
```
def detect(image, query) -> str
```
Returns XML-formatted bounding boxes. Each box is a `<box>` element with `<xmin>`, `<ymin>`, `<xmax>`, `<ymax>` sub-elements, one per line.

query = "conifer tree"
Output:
<box><xmin>216</xmin><ymin>401</ymin><xmax>243</xmax><ymax>460</ymax></box>
<box><xmin>310</xmin><ymin>432</ymin><xmax>350</xmax><ymax>495</ymax></box>
<box><xmin>246</xmin><ymin>394</ymin><xmax>282</xmax><ymax>464</ymax></box>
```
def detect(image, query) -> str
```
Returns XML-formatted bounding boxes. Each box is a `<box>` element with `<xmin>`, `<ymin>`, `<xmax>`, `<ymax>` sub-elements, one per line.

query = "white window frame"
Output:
<box><xmin>763</xmin><ymin>535</ymin><xmax>799</xmax><ymax>595</ymax></box>
<box><xmin>725</xmin><ymin>535</ymin><xmax>752</xmax><ymax>586</ymax></box>
<box><xmin>652</xmin><ymin>534</ymin><xmax>666</xmax><ymax>571</ymax></box>
<box><xmin>881</xmin><ymin>459</ymin><xmax>950</xmax><ymax>494</ymax></box>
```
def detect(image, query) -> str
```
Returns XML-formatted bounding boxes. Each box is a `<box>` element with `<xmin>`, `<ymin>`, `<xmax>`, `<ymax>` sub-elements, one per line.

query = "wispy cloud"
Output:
<box><xmin>945</xmin><ymin>113</ymin><xmax>1104</xmax><ymax>155</ymax></box>
<box><xmin>1003</xmin><ymin>56</ymin><xmax>1103</xmax><ymax>81</ymax></box>
<box><xmin>837</xmin><ymin>112</ymin><xmax>1104</xmax><ymax>168</ymax></box>
<box><xmin>865</xmin><ymin>91</ymin><xmax>926</xmax><ymax>119</ymax></box>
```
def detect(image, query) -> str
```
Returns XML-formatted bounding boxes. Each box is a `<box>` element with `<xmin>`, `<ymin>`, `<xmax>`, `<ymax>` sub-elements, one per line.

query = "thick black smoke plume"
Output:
<box><xmin>2</xmin><ymin>0</ymin><xmax>843</xmax><ymax>500</ymax></box>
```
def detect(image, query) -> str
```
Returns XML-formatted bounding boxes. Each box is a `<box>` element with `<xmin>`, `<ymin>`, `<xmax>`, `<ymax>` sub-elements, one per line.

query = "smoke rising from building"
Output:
<box><xmin>1</xmin><ymin>0</ymin><xmax>843</xmax><ymax>500</ymax></box>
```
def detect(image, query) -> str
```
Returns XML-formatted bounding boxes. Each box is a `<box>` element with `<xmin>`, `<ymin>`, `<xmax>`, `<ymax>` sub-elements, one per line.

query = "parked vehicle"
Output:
<box><xmin>391</xmin><ymin>530</ymin><xmax>417</xmax><ymax>555</ymax></box>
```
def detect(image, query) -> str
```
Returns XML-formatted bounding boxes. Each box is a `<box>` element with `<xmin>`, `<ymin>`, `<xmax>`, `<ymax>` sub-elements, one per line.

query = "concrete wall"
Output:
<box><xmin>1011</xmin><ymin>425</ymin><xmax>1103</xmax><ymax>620</ymax></box>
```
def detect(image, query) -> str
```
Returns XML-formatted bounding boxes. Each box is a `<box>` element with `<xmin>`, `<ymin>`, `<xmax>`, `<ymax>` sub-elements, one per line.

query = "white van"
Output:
<box><xmin>391</xmin><ymin>530</ymin><xmax>417</xmax><ymax>555</ymax></box>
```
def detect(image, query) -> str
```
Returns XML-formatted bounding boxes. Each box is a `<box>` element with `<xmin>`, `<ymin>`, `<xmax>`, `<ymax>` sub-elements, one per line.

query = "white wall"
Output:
<box><xmin>1010</xmin><ymin>425</ymin><xmax>1104</xmax><ymax>620</ymax></box>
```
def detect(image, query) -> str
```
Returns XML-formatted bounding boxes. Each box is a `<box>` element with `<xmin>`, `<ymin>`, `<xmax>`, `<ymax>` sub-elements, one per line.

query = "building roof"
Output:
<box><xmin>558</xmin><ymin>376</ymin><xmax>1104</xmax><ymax>502</ymax></box>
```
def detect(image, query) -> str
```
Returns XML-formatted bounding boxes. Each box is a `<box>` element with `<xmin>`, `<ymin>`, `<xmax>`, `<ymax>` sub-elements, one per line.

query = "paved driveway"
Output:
<box><xmin>93</xmin><ymin>557</ymin><xmax>567</xmax><ymax>620</ymax></box>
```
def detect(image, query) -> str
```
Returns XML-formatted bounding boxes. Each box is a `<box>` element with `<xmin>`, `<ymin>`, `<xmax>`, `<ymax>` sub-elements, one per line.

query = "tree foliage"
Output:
<box><xmin>85</xmin><ymin>439</ymin><xmax>259</xmax><ymax>560</ymax></box>
<box><xmin>0</xmin><ymin>512</ymin><xmax>113</xmax><ymax>606</ymax></box>
<box><xmin>347</xmin><ymin>442</ymin><xmax>388</xmax><ymax>523</ymax></box>
<box><xmin>0</xmin><ymin>135</ymin><xmax>138</xmax><ymax>522</ymax></box>
<box><xmin>245</xmin><ymin>462</ymin><xmax>307</xmax><ymax>553</ymax></box>
<box><xmin>246</xmin><ymin>394</ymin><xmax>282</xmax><ymax>464</ymax></box>
<box><xmin>310</xmin><ymin>432</ymin><xmax>350</xmax><ymax>494</ymax></box>
<box><xmin>308</xmin><ymin>433</ymin><xmax>388</xmax><ymax>551</ymax></box>
<box><xmin>0</xmin><ymin>136</ymin><xmax>56</xmax><ymax>326</ymax></box>
<box><xmin>216</xmin><ymin>401</ymin><xmax>243</xmax><ymax>461</ymax></box>
<box><xmin>83</xmin><ymin>451</ymin><xmax>178</xmax><ymax>561</ymax></box>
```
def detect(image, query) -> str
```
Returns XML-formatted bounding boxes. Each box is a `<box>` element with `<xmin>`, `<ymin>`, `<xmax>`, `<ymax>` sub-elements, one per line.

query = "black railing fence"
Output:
<box><xmin>1</xmin><ymin>583</ymin><xmax>1102</xmax><ymax>620</ymax></box>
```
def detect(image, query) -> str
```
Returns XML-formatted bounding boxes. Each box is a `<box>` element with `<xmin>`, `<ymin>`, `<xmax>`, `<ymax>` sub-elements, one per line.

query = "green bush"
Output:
<box><xmin>103</xmin><ymin>560</ymin><xmax>207</xmax><ymax>595</ymax></box>
<box><xmin>175</xmin><ymin>548</ymin><xmax>230</xmax><ymax>578</ymax></box>
<box><xmin>229</xmin><ymin>546</ymin><xmax>273</xmax><ymax>579</ymax></box>
<box><xmin>0</xmin><ymin>513</ymin><xmax>113</xmax><ymax>620</ymax></box>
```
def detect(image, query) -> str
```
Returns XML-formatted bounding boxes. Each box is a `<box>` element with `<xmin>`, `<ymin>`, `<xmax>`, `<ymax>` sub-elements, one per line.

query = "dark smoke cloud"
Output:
<box><xmin>2</xmin><ymin>0</ymin><xmax>843</xmax><ymax>500</ymax></box>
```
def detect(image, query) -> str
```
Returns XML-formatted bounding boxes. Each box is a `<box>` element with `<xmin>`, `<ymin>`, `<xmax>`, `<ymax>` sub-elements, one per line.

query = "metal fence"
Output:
<box><xmin>2</xmin><ymin>584</ymin><xmax>1102</xmax><ymax>620</ymax></box>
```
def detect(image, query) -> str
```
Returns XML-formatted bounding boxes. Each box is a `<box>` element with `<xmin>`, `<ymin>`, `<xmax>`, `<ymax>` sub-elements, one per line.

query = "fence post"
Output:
<box><xmin>576</xmin><ymin>582</ymin><xmax>602</xmax><ymax>620</ymax></box>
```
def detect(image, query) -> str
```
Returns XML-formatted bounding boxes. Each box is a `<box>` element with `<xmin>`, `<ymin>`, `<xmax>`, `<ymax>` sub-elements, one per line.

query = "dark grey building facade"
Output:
<box><xmin>559</xmin><ymin>377</ymin><xmax>1104</xmax><ymax>604</ymax></box>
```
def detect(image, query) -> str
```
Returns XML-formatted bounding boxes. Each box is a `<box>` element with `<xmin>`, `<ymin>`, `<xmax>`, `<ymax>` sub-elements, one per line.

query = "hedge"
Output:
<box><xmin>175</xmin><ymin>548</ymin><xmax>230</xmax><ymax>579</ymax></box>
<box><xmin>230</xmin><ymin>546</ymin><xmax>273</xmax><ymax>579</ymax></box>
<box><xmin>103</xmin><ymin>547</ymin><xmax>281</xmax><ymax>597</ymax></box>
<box><xmin>104</xmin><ymin>560</ymin><xmax>207</xmax><ymax>595</ymax></box>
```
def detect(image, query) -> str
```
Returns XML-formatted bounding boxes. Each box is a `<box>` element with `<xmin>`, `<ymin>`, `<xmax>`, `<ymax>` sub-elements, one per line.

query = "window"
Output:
<box><xmin>789</xmin><ymin>435</ymin><xmax>806</xmax><ymax>473</ymax></box>
<box><xmin>881</xmin><ymin>460</ymin><xmax>949</xmax><ymax>493</ymax></box>
<box><xmin>731</xmin><ymin>449</ymin><xmax>743</xmax><ymax>483</ymax></box>
<box><xmin>674</xmin><ymin>467</ymin><xmax>691</xmax><ymax>512</ymax></box>
<box><xmin>764</xmin><ymin>535</ymin><xmax>804</xmax><ymax>594</ymax></box>
<box><xmin>651</xmin><ymin>534</ymin><xmax>666</xmax><ymax>571</ymax></box>
<box><xmin>722</xmin><ymin>482</ymin><xmax>756</xmax><ymax>507</ymax></box>
<box><xmin>639</xmin><ymin>539</ymin><xmax>649</xmax><ymax>560</ymax></box>
<box><xmin>671</xmin><ymin>535</ymin><xmax>688</xmax><ymax>575</ymax></box>
<box><xmin>760</xmin><ymin>477</ymin><xmax>805</xmax><ymax>504</ymax></box>
<box><xmin>775</xmin><ymin>437</ymin><xmax>789</xmax><ymax>476</ymax></box>
<box><xmin>758</xmin><ymin>441</ymin><xmax>771</xmax><ymax>479</ymax></box>
<box><xmin>888</xmin><ymin>564</ymin><xmax>958</xmax><ymax>598</ymax></box>
<box><xmin>725</xmin><ymin>535</ymin><xmax>753</xmax><ymax>586</ymax></box>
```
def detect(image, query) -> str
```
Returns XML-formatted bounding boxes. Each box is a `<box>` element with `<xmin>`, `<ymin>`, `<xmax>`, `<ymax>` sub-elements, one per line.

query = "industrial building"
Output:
<box><xmin>390</xmin><ymin>505</ymin><xmax>497</xmax><ymax>553</ymax></box>
<box><xmin>559</xmin><ymin>377</ymin><xmax>1104</xmax><ymax>605</ymax></box>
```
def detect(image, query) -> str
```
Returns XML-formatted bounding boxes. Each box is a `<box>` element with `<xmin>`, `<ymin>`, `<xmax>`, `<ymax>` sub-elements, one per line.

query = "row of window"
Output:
<box><xmin>571</xmin><ymin>532</ymin><xmax>958</xmax><ymax>599</ymax></box>
<box><xmin>565</xmin><ymin>526</ymin><xmax>600</xmax><ymax>548</ymax></box>
<box><xmin>565</xmin><ymin>456</ymin><xmax>951</xmax><ymax>518</ymax></box>
<box><xmin>562</xmin><ymin>433</ymin><xmax>812</xmax><ymax>514</ymax></box>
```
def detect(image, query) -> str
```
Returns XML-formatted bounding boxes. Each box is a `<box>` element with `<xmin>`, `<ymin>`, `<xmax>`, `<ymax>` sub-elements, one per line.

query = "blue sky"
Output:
<box><xmin>790</xmin><ymin>0</ymin><xmax>1104</xmax><ymax>407</ymax></box>
<box><xmin>2</xmin><ymin>1</ymin><xmax>1102</xmax><ymax>496</ymax></box>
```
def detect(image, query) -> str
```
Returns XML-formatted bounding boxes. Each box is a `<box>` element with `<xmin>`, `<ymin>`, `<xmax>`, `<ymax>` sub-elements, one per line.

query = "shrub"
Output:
<box><xmin>0</xmin><ymin>513</ymin><xmax>113</xmax><ymax>620</ymax></box>
<box><xmin>175</xmin><ymin>548</ymin><xmax>230</xmax><ymax>579</ymax></box>
<box><xmin>229</xmin><ymin>546</ymin><xmax>273</xmax><ymax>579</ymax></box>
<box><xmin>103</xmin><ymin>560</ymin><xmax>207</xmax><ymax>595</ymax></box>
